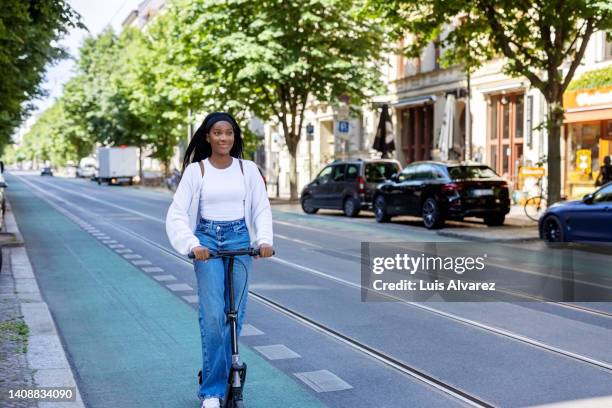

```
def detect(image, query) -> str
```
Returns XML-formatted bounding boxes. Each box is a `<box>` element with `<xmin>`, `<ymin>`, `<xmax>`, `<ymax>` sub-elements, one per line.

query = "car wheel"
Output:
<box><xmin>484</xmin><ymin>214</ymin><xmax>505</xmax><ymax>226</ymax></box>
<box><xmin>301</xmin><ymin>196</ymin><xmax>318</xmax><ymax>214</ymax></box>
<box><xmin>343</xmin><ymin>197</ymin><xmax>360</xmax><ymax>217</ymax></box>
<box><xmin>542</xmin><ymin>215</ymin><xmax>564</xmax><ymax>242</ymax></box>
<box><xmin>374</xmin><ymin>195</ymin><xmax>391</xmax><ymax>223</ymax></box>
<box><xmin>422</xmin><ymin>197</ymin><xmax>444</xmax><ymax>229</ymax></box>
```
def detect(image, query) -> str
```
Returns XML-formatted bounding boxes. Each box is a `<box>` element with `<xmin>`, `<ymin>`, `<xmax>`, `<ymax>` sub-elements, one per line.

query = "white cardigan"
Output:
<box><xmin>165</xmin><ymin>158</ymin><xmax>273</xmax><ymax>255</ymax></box>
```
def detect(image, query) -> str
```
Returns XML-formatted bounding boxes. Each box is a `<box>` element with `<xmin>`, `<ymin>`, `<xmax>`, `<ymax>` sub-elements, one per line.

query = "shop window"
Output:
<box><xmin>567</xmin><ymin>122</ymin><xmax>600</xmax><ymax>182</ymax></box>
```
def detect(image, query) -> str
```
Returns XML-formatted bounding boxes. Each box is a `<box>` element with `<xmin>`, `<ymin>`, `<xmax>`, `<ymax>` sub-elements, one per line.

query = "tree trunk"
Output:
<box><xmin>546</xmin><ymin>99</ymin><xmax>564</xmax><ymax>205</ymax></box>
<box><xmin>138</xmin><ymin>146</ymin><xmax>144</xmax><ymax>184</ymax></box>
<box><xmin>288</xmin><ymin>144</ymin><xmax>298</xmax><ymax>200</ymax></box>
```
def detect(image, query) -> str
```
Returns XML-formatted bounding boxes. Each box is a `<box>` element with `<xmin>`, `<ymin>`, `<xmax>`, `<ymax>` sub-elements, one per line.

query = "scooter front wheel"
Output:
<box><xmin>234</xmin><ymin>400</ymin><xmax>245</xmax><ymax>408</ymax></box>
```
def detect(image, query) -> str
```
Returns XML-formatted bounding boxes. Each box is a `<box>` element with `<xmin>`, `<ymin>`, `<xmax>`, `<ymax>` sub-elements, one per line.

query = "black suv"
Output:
<box><xmin>300</xmin><ymin>159</ymin><xmax>401</xmax><ymax>217</ymax></box>
<box><xmin>373</xmin><ymin>161</ymin><xmax>510</xmax><ymax>228</ymax></box>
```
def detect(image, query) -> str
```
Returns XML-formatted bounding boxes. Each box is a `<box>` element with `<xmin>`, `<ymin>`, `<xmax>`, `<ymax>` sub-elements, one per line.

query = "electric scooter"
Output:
<box><xmin>189</xmin><ymin>247</ymin><xmax>274</xmax><ymax>408</ymax></box>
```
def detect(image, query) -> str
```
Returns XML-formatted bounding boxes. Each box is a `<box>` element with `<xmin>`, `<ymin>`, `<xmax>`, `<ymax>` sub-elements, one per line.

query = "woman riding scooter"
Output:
<box><xmin>165</xmin><ymin>112</ymin><xmax>274</xmax><ymax>408</ymax></box>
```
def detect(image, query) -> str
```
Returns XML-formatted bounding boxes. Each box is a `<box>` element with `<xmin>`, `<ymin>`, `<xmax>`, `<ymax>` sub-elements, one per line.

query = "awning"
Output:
<box><xmin>393</xmin><ymin>95</ymin><xmax>436</xmax><ymax>108</ymax></box>
<box><xmin>437</xmin><ymin>94</ymin><xmax>456</xmax><ymax>160</ymax></box>
<box><xmin>564</xmin><ymin>106</ymin><xmax>612</xmax><ymax>123</ymax></box>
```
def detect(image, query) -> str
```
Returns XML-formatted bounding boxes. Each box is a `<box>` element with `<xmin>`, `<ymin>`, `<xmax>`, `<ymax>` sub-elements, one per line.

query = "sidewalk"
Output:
<box><xmin>1</xmin><ymin>201</ymin><xmax>85</xmax><ymax>408</ymax></box>
<box><xmin>437</xmin><ymin>205</ymin><xmax>539</xmax><ymax>242</ymax></box>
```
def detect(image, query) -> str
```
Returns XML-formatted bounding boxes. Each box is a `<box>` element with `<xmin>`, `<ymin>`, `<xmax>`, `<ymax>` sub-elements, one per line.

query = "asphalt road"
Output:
<box><xmin>7</xmin><ymin>172</ymin><xmax>612</xmax><ymax>408</ymax></box>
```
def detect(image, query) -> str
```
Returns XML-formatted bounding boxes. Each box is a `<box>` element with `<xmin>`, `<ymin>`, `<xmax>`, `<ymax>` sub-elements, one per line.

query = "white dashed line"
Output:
<box><xmin>166</xmin><ymin>283</ymin><xmax>193</xmax><ymax>292</ymax></box>
<box><xmin>294</xmin><ymin>370</ymin><xmax>353</xmax><ymax>392</ymax></box>
<box><xmin>240</xmin><ymin>324</ymin><xmax>264</xmax><ymax>336</ymax></box>
<box><xmin>182</xmin><ymin>295</ymin><xmax>199</xmax><ymax>303</ymax></box>
<box><xmin>153</xmin><ymin>274</ymin><xmax>177</xmax><ymax>282</ymax></box>
<box><xmin>141</xmin><ymin>266</ymin><xmax>163</xmax><ymax>273</ymax></box>
<box><xmin>122</xmin><ymin>254</ymin><xmax>142</xmax><ymax>260</ymax></box>
<box><xmin>132</xmin><ymin>260</ymin><xmax>152</xmax><ymax>266</ymax></box>
<box><xmin>254</xmin><ymin>344</ymin><xmax>301</xmax><ymax>360</ymax></box>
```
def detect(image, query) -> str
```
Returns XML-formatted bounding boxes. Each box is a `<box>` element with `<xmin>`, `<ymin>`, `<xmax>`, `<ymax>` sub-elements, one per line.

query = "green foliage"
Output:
<box><xmin>0</xmin><ymin>0</ymin><xmax>82</xmax><ymax>151</ymax></box>
<box><xmin>159</xmin><ymin>0</ymin><xmax>385</xmax><ymax>139</ymax></box>
<box><xmin>19</xmin><ymin>100</ymin><xmax>90</xmax><ymax>166</ymax></box>
<box><xmin>567</xmin><ymin>65</ymin><xmax>612</xmax><ymax>91</ymax></box>
<box><xmin>369</xmin><ymin>0</ymin><xmax>611</xmax><ymax>95</ymax></box>
<box><xmin>156</xmin><ymin>0</ymin><xmax>387</xmax><ymax>197</ymax></box>
<box><xmin>0</xmin><ymin>317</ymin><xmax>30</xmax><ymax>354</ymax></box>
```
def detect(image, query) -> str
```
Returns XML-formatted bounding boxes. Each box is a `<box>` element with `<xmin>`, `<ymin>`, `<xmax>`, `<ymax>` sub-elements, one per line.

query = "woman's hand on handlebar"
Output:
<box><xmin>191</xmin><ymin>246</ymin><xmax>210</xmax><ymax>261</ymax></box>
<box><xmin>257</xmin><ymin>244</ymin><xmax>274</xmax><ymax>259</ymax></box>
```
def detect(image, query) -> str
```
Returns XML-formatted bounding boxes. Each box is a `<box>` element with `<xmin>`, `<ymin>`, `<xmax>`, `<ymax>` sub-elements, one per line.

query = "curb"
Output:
<box><xmin>436</xmin><ymin>228</ymin><xmax>540</xmax><ymax>242</ymax></box>
<box><xmin>4</xmin><ymin>200</ymin><xmax>86</xmax><ymax>408</ymax></box>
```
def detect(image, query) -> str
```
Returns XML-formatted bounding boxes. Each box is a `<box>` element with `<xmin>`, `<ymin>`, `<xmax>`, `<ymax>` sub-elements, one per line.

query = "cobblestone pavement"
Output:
<box><xmin>0</xmin><ymin>248</ymin><xmax>37</xmax><ymax>408</ymax></box>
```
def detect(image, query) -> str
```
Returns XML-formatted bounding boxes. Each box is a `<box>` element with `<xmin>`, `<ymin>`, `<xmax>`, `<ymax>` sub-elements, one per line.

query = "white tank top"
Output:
<box><xmin>199</xmin><ymin>158</ymin><xmax>246</xmax><ymax>220</ymax></box>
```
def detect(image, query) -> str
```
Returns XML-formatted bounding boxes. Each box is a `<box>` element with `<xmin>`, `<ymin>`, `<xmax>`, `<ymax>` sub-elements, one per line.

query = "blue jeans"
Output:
<box><xmin>194</xmin><ymin>217</ymin><xmax>252</xmax><ymax>401</ymax></box>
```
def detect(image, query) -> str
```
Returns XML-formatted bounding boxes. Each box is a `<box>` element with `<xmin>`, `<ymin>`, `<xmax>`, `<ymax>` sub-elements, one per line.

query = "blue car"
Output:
<box><xmin>539</xmin><ymin>182</ymin><xmax>612</xmax><ymax>242</ymax></box>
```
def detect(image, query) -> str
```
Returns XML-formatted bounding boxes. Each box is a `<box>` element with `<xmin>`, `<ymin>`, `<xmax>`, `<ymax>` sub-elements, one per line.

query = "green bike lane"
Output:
<box><xmin>9</xmin><ymin>177</ymin><xmax>327</xmax><ymax>408</ymax></box>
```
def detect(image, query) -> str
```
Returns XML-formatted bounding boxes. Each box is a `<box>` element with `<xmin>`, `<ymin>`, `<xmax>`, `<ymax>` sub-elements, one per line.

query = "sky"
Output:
<box><xmin>32</xmin><ymin>0</ymin><xmax>142</xmax><ymax>117</ymax></box>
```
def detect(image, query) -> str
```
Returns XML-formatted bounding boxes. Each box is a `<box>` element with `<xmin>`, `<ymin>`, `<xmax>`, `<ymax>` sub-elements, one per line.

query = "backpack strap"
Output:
<box><xmin>239</xmin><ymin>158</ymin><xmax>244</xmax><ymax>175</ymax></box>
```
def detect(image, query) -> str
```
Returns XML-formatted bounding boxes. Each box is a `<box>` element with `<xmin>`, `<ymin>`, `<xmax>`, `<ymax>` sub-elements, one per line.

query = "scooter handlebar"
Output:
<box><xmin>188</xmin><ymin>248</ymin><xmax>275</xmax><ymax>259</ymax></box>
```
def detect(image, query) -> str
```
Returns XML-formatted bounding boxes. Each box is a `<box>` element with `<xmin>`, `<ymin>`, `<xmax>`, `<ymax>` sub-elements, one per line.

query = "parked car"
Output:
<box><xmin>77</xmin><ymin>164</ymin><xmax>96</xmax><ymax>178</ymax></box>
<box><xmin>373</xmin><ymin>161</ymin><xmax>511</xmax><ymax>229</ymax></box>
<box><xmin>40</xmin><ymin>166</ymin><xmax>53</xmax><ymax>176</ymax></box>
<box><xmin>539</xmin><ymin>182</ymin><xmax>612</xmax><ymax>242</ymax></box>
<box><xmin>300</xmin><ymin>158</ymin><xmax>401</xmax><ymax>217</ymax></box>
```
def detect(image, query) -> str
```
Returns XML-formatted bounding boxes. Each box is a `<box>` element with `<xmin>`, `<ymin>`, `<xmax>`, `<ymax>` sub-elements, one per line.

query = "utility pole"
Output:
<box><xmin>306</xmin><ymin>123</ymin><xmax>314</xmax><ymax>180</ymax></box>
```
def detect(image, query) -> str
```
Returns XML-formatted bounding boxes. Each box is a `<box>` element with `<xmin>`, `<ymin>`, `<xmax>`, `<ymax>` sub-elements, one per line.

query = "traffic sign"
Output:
<box><xmin>338</xmin><ymin>121</ymin><xmax>349</xmax><ymax>133</ymax></box>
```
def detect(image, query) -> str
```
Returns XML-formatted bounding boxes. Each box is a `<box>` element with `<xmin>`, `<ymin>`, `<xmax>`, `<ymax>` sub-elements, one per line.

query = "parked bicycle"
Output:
<box><xmin>524</xmin><ymin>175</ymin><xmax>547</xmax><ymax>221</ymax></box>
<box><xmin>165</xmin><ymin>168</ymin><xmax>181</xmax><ymax>192</ymax></box>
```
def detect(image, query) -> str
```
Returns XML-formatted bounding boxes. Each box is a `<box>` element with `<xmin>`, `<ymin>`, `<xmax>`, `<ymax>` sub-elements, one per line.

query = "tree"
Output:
<box><xmin>160</xmin><ymin>0</ymin><xmax>388</xmax><ymax>199</ymax></box>
<box><xmin>18</xmin><ymin>101</ymin><xmax>88</xmax><ymax>167</ymax></box>
<box><xmin>369</xmin><ymin>0</ymin><xmax>612</xmax><ymax>204</ymax></box>
<box><xmin>0</xmin><ymin>0</ymin><xmax>81</xmax><ymax>153</ymax></box>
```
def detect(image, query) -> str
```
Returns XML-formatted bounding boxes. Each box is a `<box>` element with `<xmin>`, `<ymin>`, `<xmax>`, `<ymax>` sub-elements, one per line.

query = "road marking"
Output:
<box><xmin>19</xmin><ymin>175</ymin><xmax>612</xmax><ymax>373</ymax></box>
<box><xmin>132</xmin><ymin>260</ymin><xmax>152</xmax><ymax>266</ymax></box>
<box><xmin>240</xmin><ymin>324</ymin><xmax>264</xmax><ymax>336</ymax></box>
<box><xmin>24</xmin><ymin>180</ymin><xmax>165</xmax><ymax>223</ymax></box>
<box><xmin>152</xmin><ymin>275</ymin><xmax>176</xmax><ymax>282</ymax></box>
<box><xmin>115</xmin><ymin>249</ymin><xmax>132</xmax><ymax>254</ymax></box>
<box><xmin>294</xmin><ymin>370</ymin><xmax>352</xmax><ymax>392</ymax></box>
<box><xmin>166</xmin><ymin>283</ymin><xmax>193</xmax><ymax>291</ymax></box>
<box><xmin>182</xmin><ymin>295</ymin><xmax>199</xmax><ymax>303</ymax></box>
<box><xmin>108</xmin><ymin>244</ymin><xmax>124</xmax><ymax>249</ymax></box>
<box><xmin>141</xmin><ymin>267</ymin><xmax>163</xmax><ymax>273</ymax></box>
<box><xmin>122</xmin><ymin>254</ymin><xmax>142</xmax><ymax>260</ymax></box>
<box><xmin>102</xmin><ymin>240</ymin><xmax>118</xmax><ymax>244</ymax></box>
<box><xmin>254</xmin><ymin>344</ymin><xmax>301</xmax><ymax>360</ymax></box>
<box><xmin>275</xmin><ymin>233</ymin><xmax>320</xmax><ymax>248</ymax></box>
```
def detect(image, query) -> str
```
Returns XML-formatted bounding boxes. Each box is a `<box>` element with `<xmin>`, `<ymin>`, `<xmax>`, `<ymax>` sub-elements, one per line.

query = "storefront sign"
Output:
<box><xmin>575</xmin><ymin>90</ymin><xmax>612</xmax><ymax>107</ymax></box>
<box><xmin>565</xmin><ymin>86</ymin><xmax>612</xmax><ymax>109</ymax></box>
<box><xmin>575</xmin><ymin>149</ymin><xmax>592</xmax><ymax>176</ymax></box>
